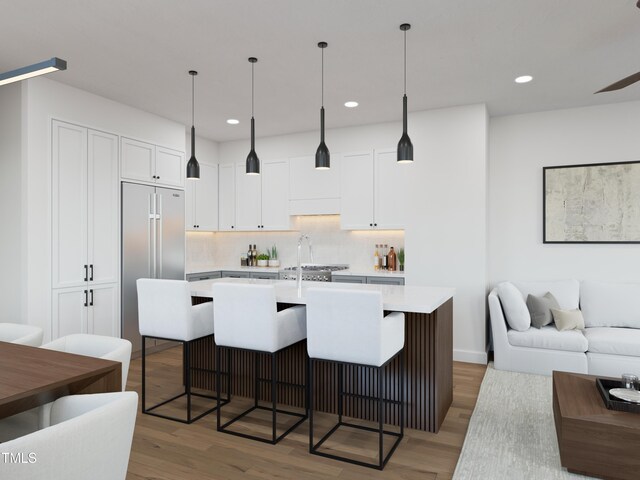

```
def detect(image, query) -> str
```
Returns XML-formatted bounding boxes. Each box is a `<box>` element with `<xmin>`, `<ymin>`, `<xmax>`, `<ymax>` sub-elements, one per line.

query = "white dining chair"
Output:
<box><xmin>137</xmin><ymin>278</ymin><xmax>223</xmax><ymax>423</ymax></box>
<box><xmin>212</xmin><ymin>282</ymin><xmax>307</xmax><ymax>444</ymax></box>
<box><xmin>1</xmin><ymin>392</ymin><xmax>137</xmax><ymax>480</ymax></box>
<box><xmin>0</xmin><ymin>323</ymin><xmax>43</xmax><ymax>346</ymax></box>
<box><xmin>306</xmin><ymin>287</ymin><xmax>405</xmax><ymax>470</ymax></box>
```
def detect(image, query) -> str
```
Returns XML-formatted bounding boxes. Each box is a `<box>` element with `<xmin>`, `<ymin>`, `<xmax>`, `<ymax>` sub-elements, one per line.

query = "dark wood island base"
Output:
<box><xmin>189</xmin><ymin>297</ymin><xmax>452</xmax><ymax>433</ymax></box>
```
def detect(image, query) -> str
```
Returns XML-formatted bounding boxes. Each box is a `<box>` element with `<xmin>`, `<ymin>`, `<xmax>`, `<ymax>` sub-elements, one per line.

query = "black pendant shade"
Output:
<box><xmin>397</xmin><ymin>23</ymin><xmax>413</xmax><ymax>163</ymax></box>
<box><xmin>315</xmin><ymin>42</ymin><xmax>330</xmax><ymax>169</ymax></box>
<box><xmin>246</xmin><ymin>57</ymin><xmax>260</xmax><ymax>175</ymax></box>
<box><xmin>397</xmin><ymin>94</ymin><xmax>413</xmax><ymax>162</ymax></box>
<box><xmin>315</xmin><ymin>107</ymin><xmax>330</xmax><ymax>169</ymax></box>
<box><xmin>246</xmin><ymin>116</ymin><xmax>260</xmax><ymax>175</ymax></box>
<box><xmin>186</xmin><ymin>70</ymin><xmax>200</xmax><ymax>179</ymax></box>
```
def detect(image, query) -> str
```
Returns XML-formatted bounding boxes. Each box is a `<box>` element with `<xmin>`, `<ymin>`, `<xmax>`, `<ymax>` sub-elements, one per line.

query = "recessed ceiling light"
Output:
<box><xmin>344</xmin><ymin>101</ymin><xmax>359</xmax><ymax>108</ymax></box>
<box><xmin>515</xmin><ymin>75</ymin><xmax>533</xmax><ymax>84</ymax></box>
<box><xmin>226</xmin><ymin>119</ymin><xmax>239</xmax><ymax>125</ymax></box>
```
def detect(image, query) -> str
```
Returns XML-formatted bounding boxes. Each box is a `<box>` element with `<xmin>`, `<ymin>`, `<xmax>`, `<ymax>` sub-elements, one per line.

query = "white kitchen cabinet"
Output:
<box><xmin>218</xmin><ymin>164</ymin><xmax>236</xmax><ymax>231</ymax></box>
<box><xmin>121</xmin><ymin>137</ymin><xmax>184</xmax><ymax>188</ymax></box>
<box><xmin>186</xmin><ymin>163</ymin><xmax>219</xmax><ymax>231</ymax></box>
<box><xmin>51</xmin><ymin>120</ymin><xmax>120</xmax><ymax>340</ymax></box>
<box><xmin>52</xmin><ymin>283</ymin><xmax>119</xmax><ymax>339</ymax></box>
<box><xmin>261</xmin><ymin>159</ymin><xmax>290</xmax><ymax>230</ymax></box>
<box><xmin>235</xmin><ymin>163</ymin><xmax>262</xmax><ymax>230</ymax></box>
<box><xmin>374</xmin><ymin>149</ymin><xmax>411</xmax><ymax>229</ymax></box>
<box><xmin>340</xmin><ymin>151</ymin><xmax>374</xmax><ymax>230</ymax></box>
<box><xmin>340</xmin><ymin>149</ymin><xmax>409</xmax><ymax>230</ymax></box>
<box><xmin>289</xmin><ymin>155</ymin><xmax>340</xmax><ymax>215</ymax></box>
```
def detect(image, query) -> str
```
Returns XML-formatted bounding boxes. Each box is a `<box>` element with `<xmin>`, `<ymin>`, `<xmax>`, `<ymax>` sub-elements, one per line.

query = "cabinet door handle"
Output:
<box><xmin>374</xmin><ymin>223</ymin><xmax>377</xmax><ymax>227</ymax></box>
<box><xmin>84</xmin><ymin>265</ymin><xmax>88</xmax><ymax>282</ymax></box>
<box><xmin>89</xmin><ymin>289</ymin><xmax>94</xmax><ymax>306</ymax></box>
<box><xmin>156</xmin><ymin>176</ymin><xmax>160</xmax><ymax>180</ymax></box>
<box><xmin>369</xmin><ymin>223</ymin><xmax>373</xmax><ymax>227</ymax></box>
<box><xmin>89</xmin><ymin>264</ymin><xmax>94</xmax><ymax>281</ymax></box>
<box><xmin>84</xmin><ymin>290</ymin><xmax>88</xmax><ymax>307</ymax></box>
<box><xmin>231</xmin><ymin>225</ymin><xmax>234</xmax><ymax>229</ymax></box>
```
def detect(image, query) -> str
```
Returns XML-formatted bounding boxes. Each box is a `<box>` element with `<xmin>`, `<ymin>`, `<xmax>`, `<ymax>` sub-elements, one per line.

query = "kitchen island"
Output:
<box><xmin>188</xmin><ymin>278</ymin><xmax>454</xmax><ymax>433</ymax></box>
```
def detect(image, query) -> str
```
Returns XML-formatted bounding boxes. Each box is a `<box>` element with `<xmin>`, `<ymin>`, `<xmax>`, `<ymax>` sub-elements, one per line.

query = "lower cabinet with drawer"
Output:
<box><xmin>186</xmin><ymin>272</ymin><xmax>222</xmax><ymax>282</ymax></box>
<box><xmin>332</xmin><ymin>274</ymin><xmax>405</xmax><ymax>286</ymax></box>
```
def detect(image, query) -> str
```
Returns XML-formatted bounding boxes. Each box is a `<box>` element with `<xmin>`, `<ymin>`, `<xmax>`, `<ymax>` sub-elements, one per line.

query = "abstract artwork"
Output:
<box><xmin>543</xmin><ymin>161</ymin><xmax>640</xmax><ymax>243</ymax></box>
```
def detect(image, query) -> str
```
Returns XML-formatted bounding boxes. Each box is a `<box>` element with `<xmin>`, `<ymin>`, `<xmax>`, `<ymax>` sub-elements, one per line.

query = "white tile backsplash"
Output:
<box><xmin>186</xmin><ymin>215</ymin><xmax>404</xmax><ymax>271</ymax></box>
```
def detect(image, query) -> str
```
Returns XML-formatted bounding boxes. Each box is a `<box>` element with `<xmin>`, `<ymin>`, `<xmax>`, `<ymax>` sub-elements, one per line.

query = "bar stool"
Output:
<box><xmin>137</xmin><ymin>278</ymin><xmax>226</xmax><ymax>423</ymax></box>
<box><xmin>212</xmin><ymin>282</ymin><xmax>307</xmax><ymax>444</ymax></box>
<box><xmin>306</xmin><ymin>287</ymin><xmax>405</xmax><ymax>470</ymax></box>
<box><xmin>0</xmin><ymin>323</ymin><xmax>44</xmax><ymax>346</ymax></box>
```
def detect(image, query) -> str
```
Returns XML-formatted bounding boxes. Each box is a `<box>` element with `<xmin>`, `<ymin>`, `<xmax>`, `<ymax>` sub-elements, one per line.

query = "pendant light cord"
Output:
<box><xmin>251</xmin><ymin>61</ymin><xmax>255</xmax><ymax>117</ymax></box>
<box><xmin>321</xmin><ymin>46</ymin><xmax>324</xmax><ymax>107</ymax></box>
<box><xmin>403</xmin><ymin>29</ymin><xmax>407</xmax><ymax>95</ymax></box>
<box><xmin>191</xmin><ymin>73</ymin><xmax>195</xmax><ymax>126</ymax></box>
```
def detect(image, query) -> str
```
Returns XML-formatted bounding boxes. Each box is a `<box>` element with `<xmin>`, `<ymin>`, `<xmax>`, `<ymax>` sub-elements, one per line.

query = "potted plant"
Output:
<box><xmin>257</xmin><ymin>253</ymin><xmax>270</xmax><ymax>267</ymax></box>
<box><xmin>268</xmin><ymin>245</ymin><xmax>280</xmax><ymax>267</ymax></box>
<box><xmin>397</xmin><ymin>248</ymin><xmax>405</xmax><ymax>272</ymax></box>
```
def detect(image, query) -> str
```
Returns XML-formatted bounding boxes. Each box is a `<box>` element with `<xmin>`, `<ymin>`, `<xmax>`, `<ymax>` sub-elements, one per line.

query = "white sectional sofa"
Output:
<box><xmin>489</xmin><ymin>279</ymin><xmax>640</xmax><ymax>377</ymax></box>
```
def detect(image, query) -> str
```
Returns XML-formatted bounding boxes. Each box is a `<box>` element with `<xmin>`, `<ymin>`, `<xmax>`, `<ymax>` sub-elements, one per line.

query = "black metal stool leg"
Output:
<box><xmin>271</xmin><ymin>351</ymin><xmax>277</xmax><ymax>443</ymax></box>
<box><xmin>254</xmin><ymin>352</ymin><xmax>260</xmax><ymax>408</ymax></box>
<box><xmin>216</xmin><ymin>345</ymin><xmax>222</xmax><ymax>430</ymax></box>
<box><xmin>185</xmin><ymin>341</ymin><xmax>191</xmax><ymax>423</ymax></box>
<box><xmin>141</xmin><ymin>336</ymin><xmax>146</xmax><ymax>413</ymax></box>
<box><xmin>308</xmin><ymin>358</ymin><xmax>314</xmax><ymax>452</ymax></box>
<box><xmin>378</xmin><ymin>365</ymin><xmax>384</xmax><ymax>469</ymax></box>
<box><xmin>338</xmin><ymin>363</ymin><xmax>343</xmax><ymax>423</ymax></box>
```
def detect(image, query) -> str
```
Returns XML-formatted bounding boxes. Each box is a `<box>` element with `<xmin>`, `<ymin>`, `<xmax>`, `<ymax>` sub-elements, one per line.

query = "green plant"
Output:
<box><xmin>270</xmin><ymin>245</ymin><xmax>278</xmax><ymax>260</ymax></box>
<box><xmin>257</xmin><ymin>253</ymin><xmax>270</xmax><ymax>261</ymax></box>
<box><xmin>397</xmin><ymin>247</ymin><xmax>405</xmax><ymax>265</ymax></box>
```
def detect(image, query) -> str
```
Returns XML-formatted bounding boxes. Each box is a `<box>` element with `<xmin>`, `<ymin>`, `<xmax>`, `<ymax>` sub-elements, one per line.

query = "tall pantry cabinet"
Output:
<box><xmin>51</xmin><ymin>120</ymin><xmax>120</xmax><ymax>339</ymax></box>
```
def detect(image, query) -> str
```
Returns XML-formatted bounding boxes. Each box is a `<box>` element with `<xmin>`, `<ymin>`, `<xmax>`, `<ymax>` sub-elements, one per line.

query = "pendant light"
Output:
<box><xmin>246</xmin><ymin>57</ymin><xmax>260</xmax><ymax>175</ymax></box>
<box><xmin>186</xmin><ymin>70</ymin><xmax>200</xmax><ymax>179</ymax></box>
<box><xmin>315</xmin><ymin>42</ymin><xmax>330</xmax><ymax>170</ymax></box>
<box><xmin>397</xmin><ymin>23</ymin><xmax>413</xmax><ymax>163</ymax></box>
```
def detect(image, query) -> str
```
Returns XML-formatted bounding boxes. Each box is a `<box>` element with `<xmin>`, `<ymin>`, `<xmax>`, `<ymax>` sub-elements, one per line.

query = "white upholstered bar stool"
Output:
<box><xmin>306</xmin><ymin>288</ymin><xmax>405</xmax><ymax>470</ymax></box>
<box><xmin>0</xmin><ymin>323</ymin><xmax>43</xmax><ymax>346</ymax></box>
<box><xmin>212</xmin><ymin>282</ymin><xmax>307</xmax><ymax>444</ymax></box>
<box><xmin>137</xmin><ymin>278</ymin><xmax>224</xmax><ymax>423</ymax></box>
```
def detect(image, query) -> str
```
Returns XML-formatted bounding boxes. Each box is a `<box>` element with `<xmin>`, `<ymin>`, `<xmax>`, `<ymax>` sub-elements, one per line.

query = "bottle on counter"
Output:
<box><xmin>382</xmin><ymin>244</ymin><xmax>388</xmax><ymax>270</ymax></box>
<box><xmin>374</xmin><ymin>244</ymin><xmax>380</xmax><ymax>270</ymax></box>
<box><xmin>247</xmin><ymin>244</ymin><xmax>253</xmax><ymax>266</ymax></box>
<box><xmin>252</xmin><ymin>244</ymin><xmax>257</xmax><ymax>266</ymax></box>
<box><xmin>388</xmin><ymin>246</ymin><xmax>397</xmax><ymax>271</ymax></box>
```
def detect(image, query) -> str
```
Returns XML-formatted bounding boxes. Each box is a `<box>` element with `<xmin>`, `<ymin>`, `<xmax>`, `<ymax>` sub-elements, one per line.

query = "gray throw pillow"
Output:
<box><xmin>526</xmin><ymin>292</ymin><xmax>560</xmax><ymax>328</ymax></box>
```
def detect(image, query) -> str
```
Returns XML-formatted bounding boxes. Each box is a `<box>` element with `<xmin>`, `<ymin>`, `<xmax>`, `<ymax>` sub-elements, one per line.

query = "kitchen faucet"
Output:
<box><xmin>297</xmin><ymin>234</ymin><xmax>313</xmax><ymax>297</ymax></box>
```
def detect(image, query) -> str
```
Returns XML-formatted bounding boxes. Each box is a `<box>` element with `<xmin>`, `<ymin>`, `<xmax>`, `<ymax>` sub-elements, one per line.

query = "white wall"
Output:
<box><xmin>186</xmin><ymin>132</ymin><xmax>219</xmax><ymax>166</ymax></box>
<box><xmin>489</xmin><ymin>101</ymin><xmax>640</xmax><ymax>286</ymax></box>
<box><xmin>0</xmin><ymin>83</ymin><xmax>24</xmax><ymax>323</ymax></box>
<box><xmin>23</xmin><ymin>77</ymin><xmax>186</xmax><ymax>340</ymax></box>
<box><xmin>218</xmin><ymin>105</ymin><xmax>489</xmax><ymax>363</ymax></box>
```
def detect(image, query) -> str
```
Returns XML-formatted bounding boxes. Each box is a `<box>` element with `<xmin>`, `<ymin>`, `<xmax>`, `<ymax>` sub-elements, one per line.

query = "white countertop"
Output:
<box><xmin>189</xmin><ymin>278</ymin><xmax>453</xmax><ymax>314</ymax></box>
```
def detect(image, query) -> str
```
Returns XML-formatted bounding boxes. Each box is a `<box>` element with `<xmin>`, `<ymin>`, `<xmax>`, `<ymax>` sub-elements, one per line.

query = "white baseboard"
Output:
<box><xmin>454</xmin><ymin>348</ymin><xmax>488</xmax><ymax>364</ymax></box>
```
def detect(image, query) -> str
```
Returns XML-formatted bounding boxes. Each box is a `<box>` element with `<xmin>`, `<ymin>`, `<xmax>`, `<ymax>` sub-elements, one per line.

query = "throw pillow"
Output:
<box><xmin>497</xmin><ymin>282</ymin><xmax>531</xmax><ymax>331</ymax></box>
<box><xmin>551</xmin><ymin>308</ymin><xmax>586</xmax><ymax>331</ymax></box>
<box><xmin>526</xmin><ymin>292</ymin><xmax>560</xmax><ymax>328</ymax></box>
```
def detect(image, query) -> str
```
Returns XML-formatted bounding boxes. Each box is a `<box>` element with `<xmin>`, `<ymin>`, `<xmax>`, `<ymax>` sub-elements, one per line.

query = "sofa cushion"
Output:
<box><xmin>497</xmin><ymin>282</ymin><xmax>531</xmax><ymax>331</ymax></box>
<box><xmin>580</xmin><ymin>281</ymin><xmax>640</xmax><ymax>328</ymax></box>
<box><xmin>513</xmin><ymin>279</ymin><xmax>580</xmax><ymax>310</ymax></box>
<box><xmin>551</xmin><ymin>308</ymin><xmax>585</xmax><ymax>331</ymax></box>
<box><xmin>526</xmin><ymin>293</ymin><xmax>560</xmax><ymax>328</ymax></box>
<box><xmin>584</xmin><ymin>327</ymin><xmax>640</xmax><ymax>357</ymax></box>
<box><xmin>507</xmin><ymin>325</ymin><xmax>588</xmax><ymax>353</ymax></box>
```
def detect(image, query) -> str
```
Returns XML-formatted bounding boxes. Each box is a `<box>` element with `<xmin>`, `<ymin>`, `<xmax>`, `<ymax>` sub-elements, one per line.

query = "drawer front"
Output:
<box><xmin>332</xmin><ymin>275</ymin><xmax>367</xmax><ymax>284</ymax></box>
<box><xmin>221</xmin><ymin>271</ymin><xmax>252</xmax><ymax>279</ymax></box>
<box><xmin>186</xmin><ymin>272</ymin><xmax>222</xmax><ymax>282</ymax></box>
<box><xmin>366</xmin><ymin>276</ymin><xmax>405</xmax><ymax>286</ymax></box>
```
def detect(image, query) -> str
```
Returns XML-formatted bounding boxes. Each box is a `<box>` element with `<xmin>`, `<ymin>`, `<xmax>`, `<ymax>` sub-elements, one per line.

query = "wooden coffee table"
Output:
<box><xmin>553</xmin><ymin>371</ymin><xmax>640</xmax><ymax>480</ymax></box>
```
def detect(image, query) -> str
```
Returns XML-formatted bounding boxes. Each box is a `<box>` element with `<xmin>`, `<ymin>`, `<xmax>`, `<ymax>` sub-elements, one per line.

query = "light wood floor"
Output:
<box><xmin>126</xmin><ymin>347</ymin><xmax>486</xmax><ymax>480</ymax></box>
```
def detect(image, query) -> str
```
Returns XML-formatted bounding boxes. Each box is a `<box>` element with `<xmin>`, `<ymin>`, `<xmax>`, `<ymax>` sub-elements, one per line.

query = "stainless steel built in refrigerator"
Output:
<box><xmin>121</xmin><ymin>182</ymin><xmax>185</xmax><ymax>352</ymax></box>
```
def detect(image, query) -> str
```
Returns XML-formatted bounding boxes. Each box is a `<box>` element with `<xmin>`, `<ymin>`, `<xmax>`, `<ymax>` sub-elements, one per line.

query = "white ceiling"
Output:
<box><xmin>2</xmin><ymin>0</ymin><xmax>640</xmax><ymax>142</ymax></box>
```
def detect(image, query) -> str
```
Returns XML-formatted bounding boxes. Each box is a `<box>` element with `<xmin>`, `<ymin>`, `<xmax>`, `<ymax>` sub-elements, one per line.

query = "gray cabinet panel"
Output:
<box><xmin>332</xmin><ymin>275</ymin><xmax>367</xmax><ymax>284</ymax></box>
<box><xmin>250</xmin><ymin>272</ymin><xmax>278</xmax><ymax>280</ymax></box>
<box><xmin>186</xmin><ymin>271</ymin><xmax>222</xmax><ymax>282</ymax></box>
<box><xmin>221</xmin><ymin>271</ymin><xmax>251</xmax><ymax>279</ymax></box>
<box><xmin>366</xmin><ymin>276</ymin><xmax>405</xmax><ymax>286</ymax></box>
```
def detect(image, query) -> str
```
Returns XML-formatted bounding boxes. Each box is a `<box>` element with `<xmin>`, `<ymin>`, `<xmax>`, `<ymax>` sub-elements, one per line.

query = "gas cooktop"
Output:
<box><xmin>279</xmin><ymin>264</ymin><xmax>348</xmax><ymax>282</ymax></box>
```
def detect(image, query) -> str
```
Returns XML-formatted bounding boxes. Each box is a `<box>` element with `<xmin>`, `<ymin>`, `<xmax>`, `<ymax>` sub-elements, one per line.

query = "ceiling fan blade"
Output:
<box><xmin>596</xmin><ymin>71</ymin><xmax>640</xmax><ymax>93</ymax></box>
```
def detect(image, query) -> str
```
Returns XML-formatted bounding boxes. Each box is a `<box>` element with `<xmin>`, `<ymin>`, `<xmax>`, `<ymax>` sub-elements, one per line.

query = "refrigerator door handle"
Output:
<box><xmin>148</xmin><ymin>192</ymin><xmax>156</xmax><ymax>279</ymax></box>
<box><xmin>157</xmin><ymin>193</ymin><xmax>163</xmax><ymax>279</ymax></box>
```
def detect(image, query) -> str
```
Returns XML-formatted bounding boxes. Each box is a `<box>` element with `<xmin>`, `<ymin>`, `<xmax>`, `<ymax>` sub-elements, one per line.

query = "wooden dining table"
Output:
<box><xmin>0</xmin><ymin>341</ymin><xmax>122</xmax><ymax>420</ymax></box>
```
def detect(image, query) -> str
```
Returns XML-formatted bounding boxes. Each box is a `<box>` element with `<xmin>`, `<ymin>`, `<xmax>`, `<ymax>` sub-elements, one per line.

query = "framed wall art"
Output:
<box><xmin>543</xmin><ymin>161</ymin><xmax>640</xmax><ymax>244</ymax></box>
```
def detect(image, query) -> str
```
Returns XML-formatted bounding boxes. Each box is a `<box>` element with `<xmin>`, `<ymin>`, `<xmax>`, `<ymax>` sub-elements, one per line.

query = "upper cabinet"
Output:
<box><xmin>340</xmin><ymin>149</ymin><xmax>410</xmax><ymax>230</ymax></box>
<box><xmin>218</xmin><ymin>164</ymin><xmax>236</xmax><ymax>231</ymax></box>
<box><xmin>121</xmin><ymin>137</ymin><xmax>184</xmax><ymax>188</ymax></box>
<box><xmin>235</xmin><ymin>159</ymin><xmax>291</xmax><ymax>231</ymax></box>
<box><xmin>186</xmin><ymin>163</ymin><xmax>219</xmax><ymax>231</ymax></box>
<box><xmin>289</xmin><ymin>155</ymin><xmax>340</xmax><ymax>215</ymax></box>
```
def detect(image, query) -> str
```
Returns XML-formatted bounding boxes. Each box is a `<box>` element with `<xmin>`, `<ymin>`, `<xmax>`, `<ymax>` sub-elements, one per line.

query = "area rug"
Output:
<box><xmin>453</xmin><ymin>365</ymin><xmax>591</xmax><ymax>479</ymax></box>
